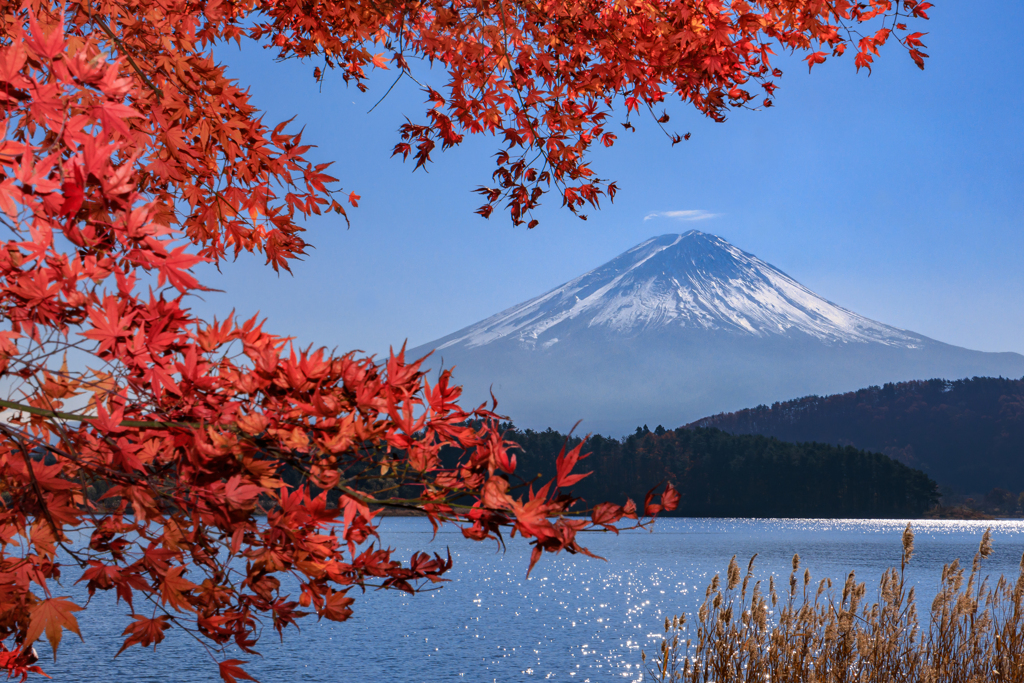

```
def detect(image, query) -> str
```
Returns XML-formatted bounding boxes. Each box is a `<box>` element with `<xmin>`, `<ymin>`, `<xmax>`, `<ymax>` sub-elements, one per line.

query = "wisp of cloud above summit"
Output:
<box><xmin>643</xmin><ymin>209</ymin><xmax>719</xmax><ymax>221</ymax></box>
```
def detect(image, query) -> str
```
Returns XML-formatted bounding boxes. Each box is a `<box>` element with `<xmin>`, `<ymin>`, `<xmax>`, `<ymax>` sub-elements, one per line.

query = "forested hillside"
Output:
<box><xmin>480</xmin><ymin>426</ymin><xmax>938</xmax><ymax>518</ymax></box>
<box><xmin>690</xmin><ymin>377</ymin><xmax>1024</xmax><ymax>496</ymax></box>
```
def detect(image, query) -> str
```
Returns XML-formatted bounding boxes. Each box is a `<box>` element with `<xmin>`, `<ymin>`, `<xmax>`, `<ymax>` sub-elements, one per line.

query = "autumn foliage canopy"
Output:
<box><xmin>0</xmin><ymin>0</ymin><xmax>927</xmax><ymax>679</ymax></box>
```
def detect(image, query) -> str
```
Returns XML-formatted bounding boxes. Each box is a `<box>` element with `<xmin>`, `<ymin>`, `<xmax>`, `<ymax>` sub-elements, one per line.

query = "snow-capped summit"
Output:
<box><xmin>435</xmin><ymin>232</ymin><xmax>919</xmax><ymax>351</ymax></box>
<box><xmin>411</xmin><ymin>233</ymin><xmax>1024</xmax><ymax>435</ymax></box>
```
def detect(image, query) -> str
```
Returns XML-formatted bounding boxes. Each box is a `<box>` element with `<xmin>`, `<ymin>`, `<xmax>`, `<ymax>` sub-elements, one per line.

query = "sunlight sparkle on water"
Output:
<box><xmin>36</xmin><ymin>518</ymin><xmax>1024</xmax><ymax>682</ymax></box>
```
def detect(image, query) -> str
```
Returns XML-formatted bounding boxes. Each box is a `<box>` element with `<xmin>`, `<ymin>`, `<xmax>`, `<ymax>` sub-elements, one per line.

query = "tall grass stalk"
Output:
<box><xmin>643</xmin><ymin>525</ymin><xmax>1024</xmax><ymax>682</ymax></box>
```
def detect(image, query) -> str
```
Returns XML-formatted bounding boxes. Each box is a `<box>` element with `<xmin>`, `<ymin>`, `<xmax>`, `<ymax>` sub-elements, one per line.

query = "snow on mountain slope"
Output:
<box><xmin>434</xmin><ymin>232</ymin><xmax>921</xmax><ymax>351</ymax></box>
<box><xmin>409</xmin><ymin>232</ymin><xmax>1024</xmax><ymax>434</ymax></box>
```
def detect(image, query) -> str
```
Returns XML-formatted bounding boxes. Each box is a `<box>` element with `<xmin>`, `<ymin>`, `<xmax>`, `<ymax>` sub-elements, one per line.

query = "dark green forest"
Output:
<box><xmin>691</xmin><ymin>376</ymin><xmax>1024</xmax><ymax>497</ymax></box>
<box><xmin>484</xmin><ymin>425</ymin><xmax>938</xmax><ymax>518</ymax></box>
<box><xmin>74</xmin><ymin>421</ymin><xmax>939</xmax><ymax>518</ymax></box>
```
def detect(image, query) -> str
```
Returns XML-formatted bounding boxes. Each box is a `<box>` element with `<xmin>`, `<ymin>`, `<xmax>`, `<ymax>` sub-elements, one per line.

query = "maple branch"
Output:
<box><xmin>0</xmin><ymin>423</ymin><xmax>88</xmax><ymax>568</ymax></box>
<box><xmin>91</xmin><ymin>19</ymin><xmax>164</xmax><ymax>98</ymax></box>
<box><xmin>366</xmin><ymin>70</ymin><xmax>405</xmax><ymax>113</ymax></box>
<box><xmin>36</xmin><ymin>439</ymin><xmax>145</xmax><ymax>487</ymax></box>
<box><xmin>0</xmin><ymin>399</ymin><xmax>199</xmax><ymax>429</ymax></box>
<box><xmin>133</xmin><ymin>588</ymin><xmax>224</xmax><ymax>664</ymax></box>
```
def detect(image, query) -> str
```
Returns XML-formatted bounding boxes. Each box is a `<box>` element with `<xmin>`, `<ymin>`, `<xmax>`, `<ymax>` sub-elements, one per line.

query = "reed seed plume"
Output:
<box><xmin>728</xmin><ymin>556</ymin><xmax>740</xmax><ymax>591</ymax></box>
<box><xmin>980</xmin><ymin>527</ymin><xmax>994</xmax><ymax>559</ymax></box>
<box><xmin>902</xmin><ymin>521</ymin><xmax>915</xmax><ymax>569</ymax></box>
<box><xmin>643</xmin><ymin>526</ymin><xmax>1024</xmax><ymax>683</ymax></box>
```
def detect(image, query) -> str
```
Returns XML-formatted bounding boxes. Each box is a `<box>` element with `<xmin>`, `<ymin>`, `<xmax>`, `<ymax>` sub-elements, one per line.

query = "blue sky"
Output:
<box><xmin>198</xmin><ymin>2</ymin><xmax>1024</xmax><ymax>359</ymax></box>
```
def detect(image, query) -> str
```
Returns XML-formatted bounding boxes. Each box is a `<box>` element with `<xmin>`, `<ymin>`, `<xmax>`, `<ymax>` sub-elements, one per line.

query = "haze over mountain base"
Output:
<box><xmin>431</xmin><ymin>330</ymin><xmax>1024</xmax><ymax>435</ymax></box>
<box><xmin>411</xmin><ymin>233</ymin><xmax>1024</xmax><ymax>435</ymax></box>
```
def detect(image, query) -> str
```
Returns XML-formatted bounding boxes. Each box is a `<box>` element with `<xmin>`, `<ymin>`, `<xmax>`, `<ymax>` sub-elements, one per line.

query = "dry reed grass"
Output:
<box><xmin>642</xmin><ymin>525</ymin><xmax>1024</xmax><ymax>682</ymax></box>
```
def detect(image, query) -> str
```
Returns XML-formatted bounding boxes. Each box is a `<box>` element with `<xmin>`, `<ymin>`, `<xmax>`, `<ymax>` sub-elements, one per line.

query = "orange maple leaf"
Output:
<box><xmin>160</xmin><ymin>566</ymin><xmax>197</xmax><ymax>612</ymax></box>
<box><xmin>25</xmin><ymin>597</ymin><xmax>83</xmax><ymax>659</ymax></box>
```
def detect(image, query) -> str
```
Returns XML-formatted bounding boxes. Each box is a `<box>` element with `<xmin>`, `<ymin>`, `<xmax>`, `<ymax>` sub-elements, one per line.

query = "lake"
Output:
<box><xmin>35</xmin><ymin>518</ymin><xmax>1024</xmax><ymax>682</ymax></box>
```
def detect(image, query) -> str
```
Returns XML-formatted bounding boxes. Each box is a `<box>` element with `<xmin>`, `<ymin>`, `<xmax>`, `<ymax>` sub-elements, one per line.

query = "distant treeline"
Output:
<box><xmin>70</xmin><ymin>421</ymin><xmax>939</xmax><ymax>519</ymax></box>
<box><xmin>488</xmin><ymin>425</ymin><xmax>938</xmax><ymax>518</ymax></box>
<box><xmin>690</xmin><ymin>376</ymin><xmax>1024</xmax><ymax>496</ymax></box>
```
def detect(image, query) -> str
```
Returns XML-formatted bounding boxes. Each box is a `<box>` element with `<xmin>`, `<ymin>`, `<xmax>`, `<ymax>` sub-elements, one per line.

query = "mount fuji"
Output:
<box><xmin>409</xmin><ymin>232</ymin><xmax>1024</xmax><ymax>435</ymax></box>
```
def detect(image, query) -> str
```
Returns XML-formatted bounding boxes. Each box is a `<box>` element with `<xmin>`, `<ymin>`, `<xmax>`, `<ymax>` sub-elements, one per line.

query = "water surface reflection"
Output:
<box><xmin>39</xmin><ymin>518</ymin><xmax>1024</xmax><ymax>682</ymax></box>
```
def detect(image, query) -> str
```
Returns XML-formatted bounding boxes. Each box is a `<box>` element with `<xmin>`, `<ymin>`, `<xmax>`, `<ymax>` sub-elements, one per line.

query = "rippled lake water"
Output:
<box><xmin>35</xmin><ymin>518</ymin><xmax>1024</xmax><ymax>682</ymax></box>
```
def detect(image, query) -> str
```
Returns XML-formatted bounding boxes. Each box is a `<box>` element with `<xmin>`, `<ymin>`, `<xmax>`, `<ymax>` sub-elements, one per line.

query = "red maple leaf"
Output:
<box><xmin>219</xmin><ymin>659</ymin><xmax>257</xmax><ymax>683</ymax></box>
<box><xmin>117</xmin><ymin>615</ymin><xmax>171</xmax><ymax>656</ymax></box>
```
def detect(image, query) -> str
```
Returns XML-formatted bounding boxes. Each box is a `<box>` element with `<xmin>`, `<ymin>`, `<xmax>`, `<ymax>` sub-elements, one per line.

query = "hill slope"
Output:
<box><xmin>689</xmin><ymin>376</ymin><xmax>1024</xmax><ymax>495</ymax></box>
